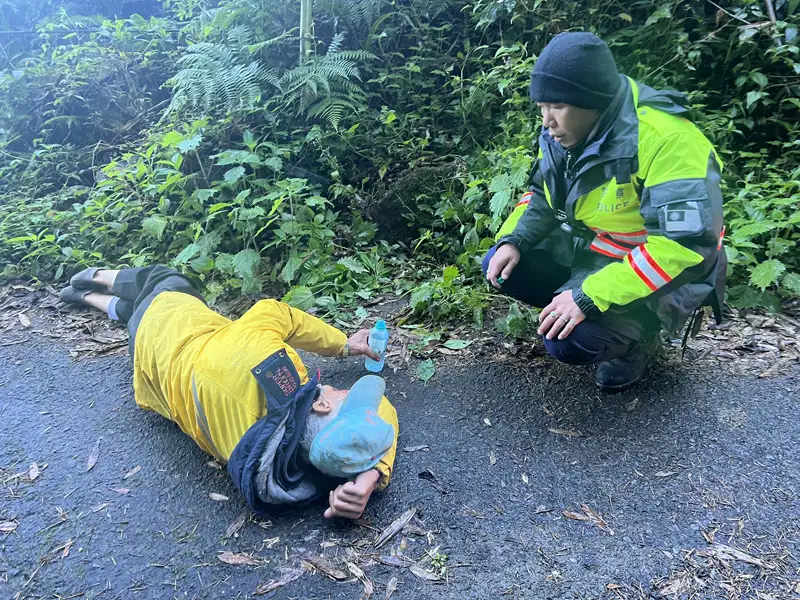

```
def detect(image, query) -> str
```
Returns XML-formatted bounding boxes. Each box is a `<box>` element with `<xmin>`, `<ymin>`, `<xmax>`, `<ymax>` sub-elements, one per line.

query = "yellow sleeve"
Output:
<box><xmin>237</xmin><ymin>299</ymin><xmax>347</xmax><ymax>357</ymax></box>
<box><xmin>373</xmin><ymin>396</ymin><xmax>399</xmax><ymax>490</ymax></box>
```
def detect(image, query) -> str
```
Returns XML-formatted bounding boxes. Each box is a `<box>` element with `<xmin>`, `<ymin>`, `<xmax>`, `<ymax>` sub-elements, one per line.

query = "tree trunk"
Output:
<box><xmin>299</xmin><ymin>0</ymin><xmax>313</xmax><ymax>64</ymax></box>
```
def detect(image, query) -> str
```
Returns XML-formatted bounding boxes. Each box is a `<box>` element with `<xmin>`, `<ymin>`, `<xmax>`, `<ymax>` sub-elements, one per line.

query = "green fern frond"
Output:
<box><xmin>164</xmin><ymin>41</ymin><xmax>278</xmax><ymax>118</ymax></box>
<box><xmin>327</xmin><ymin>32</ymin><xmax>346</xmax><ymax>55</ymax></box>
<box><xmin>226</xmin><ymin>25</ymin><xmax>254</xmax><ymax>49</ymax></box>
<box><xmin>316</xmin><ymin>0</ymin><xmax>385</xmax><ymax>29</ymax></box>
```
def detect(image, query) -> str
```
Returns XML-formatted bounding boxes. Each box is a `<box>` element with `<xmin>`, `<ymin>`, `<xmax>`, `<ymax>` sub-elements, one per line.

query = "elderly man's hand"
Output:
<box><xmin>346</xmin><ymin>329</ymin><xmax>380</xmax><ymax>361</ymax></box>
<box><xmin>324</xmin><ymin>469</ymin><xmax>381</xmax><ymax>520</ymax></box>
<box><xmin>538</xmin><ymin>290</ymin><xmax>586</xmax><ymax>340</ymax></box>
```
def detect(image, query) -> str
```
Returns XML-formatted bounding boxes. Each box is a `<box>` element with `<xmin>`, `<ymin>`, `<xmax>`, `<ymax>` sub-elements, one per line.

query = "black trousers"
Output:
<box><xmin>482</xmin><ymin>245</ymin><xmax>658</xmax><ymax>365</ymax></box>
<box><xmin>111</xmin><ymin>266</ymin><xmax>205</xmax><ymax>354</ymax></box>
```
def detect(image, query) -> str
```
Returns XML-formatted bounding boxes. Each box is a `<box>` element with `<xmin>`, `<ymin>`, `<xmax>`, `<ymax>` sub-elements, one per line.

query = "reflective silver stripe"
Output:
<box><xmin>591</xmin><ymin>227</ymin><xmax>649</xmax><ymax>245</ymax></box>
<box><xmin>192</xmin><ymin>373</ymin><xmax>222</xmax><ymax>459</ymax></box>
<box><xmin>629</xmin><ymin>246</ymin><xmax>670</xmax><ymax>289</ymax></box>
<box><xmin>610</xmin><ymin>232</ymin><xmax>648</xmax><ymax>244</ymax></box>
<box><xmin>589</xmin><ymin>237</ymin><xmax>628</xmax><ymax>259</ymax></box>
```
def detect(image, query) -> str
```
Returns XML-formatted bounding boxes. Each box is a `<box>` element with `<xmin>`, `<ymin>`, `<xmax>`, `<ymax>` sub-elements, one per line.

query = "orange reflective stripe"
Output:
<box><xmin>718</xmin><ymin>225</ymin><xmax>726</xmax><ymax>250</ymax></box>
<box><xmin>590</xmin><ymin>227</ymin><xmax>649</xmax><ymax>245</ymax></box>
<box><xmin>515</xmin><ymin>191</ymin><xmax>533</xmax><ymax>208</ymax></box>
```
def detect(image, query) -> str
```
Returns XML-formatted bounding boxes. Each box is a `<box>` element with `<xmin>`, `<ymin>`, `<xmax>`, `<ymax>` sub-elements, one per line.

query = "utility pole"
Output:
<box><xmin>299</xmin><ymin>0</ymin><xmax>313</xmax><ymax>64</ymax></box>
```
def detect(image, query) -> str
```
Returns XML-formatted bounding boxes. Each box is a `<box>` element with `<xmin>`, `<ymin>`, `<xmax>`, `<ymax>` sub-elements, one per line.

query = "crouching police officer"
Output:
<box><xmin>484</xmin><ymin>32</ymin><xmax>726</xmax><ymax>391</ymax></box>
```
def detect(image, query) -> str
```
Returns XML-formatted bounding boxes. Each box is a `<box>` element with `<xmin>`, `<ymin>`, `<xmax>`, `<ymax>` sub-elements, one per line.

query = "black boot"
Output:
<box><xmin>595</xmin><ymin>333</ymin><xmax>660</xmax><ymax>392</ymax></box>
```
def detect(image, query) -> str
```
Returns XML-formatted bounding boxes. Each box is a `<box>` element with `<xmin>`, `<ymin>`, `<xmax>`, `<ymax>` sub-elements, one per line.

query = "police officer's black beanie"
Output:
<box><xmin>529</xmin><ymin>32</ymin><xmax>620</xmax><ymax>111</ymax></box>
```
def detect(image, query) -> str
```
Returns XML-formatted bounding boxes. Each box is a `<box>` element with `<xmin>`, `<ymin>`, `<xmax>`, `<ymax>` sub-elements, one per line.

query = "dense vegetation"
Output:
<box><xmin>1</xmin><ymin>0</ymin><xmax>798</xmax><ymax>329</ymax></box>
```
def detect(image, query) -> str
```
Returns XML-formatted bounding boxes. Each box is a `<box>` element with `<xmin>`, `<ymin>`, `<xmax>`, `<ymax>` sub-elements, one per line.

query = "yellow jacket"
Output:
<box><xmin>132</xmin><ymin>294</ymin><xmax>398</xmax><ymax>489</ymax></box>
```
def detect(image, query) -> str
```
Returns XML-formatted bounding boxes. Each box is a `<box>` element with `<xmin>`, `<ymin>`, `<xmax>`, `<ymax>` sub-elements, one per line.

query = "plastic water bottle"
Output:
<box><xmin>364</xmin><ymin>320</ymin><xmax>389</xmax><ymax>373</ymax></box>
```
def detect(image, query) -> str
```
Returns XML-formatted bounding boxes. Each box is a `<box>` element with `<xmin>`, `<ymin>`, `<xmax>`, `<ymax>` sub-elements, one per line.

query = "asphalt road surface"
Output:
<box><xmin>1</xmin><ymin>331</ymin><xmax>798</xmax><ymax>599</ymax></box>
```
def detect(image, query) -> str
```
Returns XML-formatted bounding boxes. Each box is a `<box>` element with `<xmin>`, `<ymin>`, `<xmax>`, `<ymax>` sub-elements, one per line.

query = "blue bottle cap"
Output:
<box><xmin>375</xmin><ymin>320</ymin><xmax>387</xmax><ymax>330</ymax></box>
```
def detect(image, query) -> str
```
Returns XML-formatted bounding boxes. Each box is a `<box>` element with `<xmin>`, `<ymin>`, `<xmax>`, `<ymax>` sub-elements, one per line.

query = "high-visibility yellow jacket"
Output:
<box><xmin>132</xmin><ymin>293</ymin><xmax>398</xmax><ymax>490</ymax></box>
<box><xmin>497</xmin><ymin>76</ymin><xmax>726</xmax><ymax>332</ymax></box>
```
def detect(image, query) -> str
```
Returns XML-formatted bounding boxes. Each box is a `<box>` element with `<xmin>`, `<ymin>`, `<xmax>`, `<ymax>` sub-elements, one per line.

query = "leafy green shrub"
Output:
<box><xmin>1</xmin><ymin>0</ymin><xmax>799</xmax><ymax>324</ymax></box>
<box><xmin>410</xmin><ymin>265</ymin><xmax>491</xmax><ymax>325</ymax></box>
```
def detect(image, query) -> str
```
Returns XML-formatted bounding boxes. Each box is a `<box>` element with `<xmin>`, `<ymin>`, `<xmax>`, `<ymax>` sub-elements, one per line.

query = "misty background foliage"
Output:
<box><xmin>0</xmin><ymin>0</ymin><xmax>798</xmax><ymax>325</ymax></box>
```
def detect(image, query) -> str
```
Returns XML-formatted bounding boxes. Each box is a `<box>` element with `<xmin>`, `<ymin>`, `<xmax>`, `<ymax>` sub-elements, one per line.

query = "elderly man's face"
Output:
<box><xmin>537</xmin><ymin>102</ymin><xmax>600</xmax><ymax>149</ymax></box>
<box><xmin>311</xmin><ymin>385</ymin><xmax>347</xmax><ymax>415</ymax></box>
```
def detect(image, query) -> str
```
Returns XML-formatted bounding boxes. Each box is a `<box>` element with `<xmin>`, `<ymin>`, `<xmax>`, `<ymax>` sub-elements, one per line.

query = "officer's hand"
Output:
<box><xmin>486</xmin><ymin>244</ymin><xmax>521</xmax><ymax>289</ymax></box>
<box><xmin>324</xmin><ymin>469</ymin><xmax>381</xmax><ymax>520</ymax></box>
<box><xmin>538</xmin><ymin>290</ymin><xmax>586</xmax><ymax>340</ymax></box>
<box><xmin>346</xmin><ymin>329</ymin><xmax>380</xmax><ymax>361</ymax></box>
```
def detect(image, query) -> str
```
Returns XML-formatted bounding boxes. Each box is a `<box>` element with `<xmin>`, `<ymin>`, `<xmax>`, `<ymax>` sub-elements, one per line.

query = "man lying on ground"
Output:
<box><xmin>60</xmin><ymin>265</ymin><xmax>398</xmax><ymax>519</ymax></box>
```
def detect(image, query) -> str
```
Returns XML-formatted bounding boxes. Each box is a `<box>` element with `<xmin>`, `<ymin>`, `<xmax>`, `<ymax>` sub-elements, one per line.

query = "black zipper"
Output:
<box><xmin>565</xmin><ymin>150</ymin><xmax>574</xmax><ymax>180</ymax></box>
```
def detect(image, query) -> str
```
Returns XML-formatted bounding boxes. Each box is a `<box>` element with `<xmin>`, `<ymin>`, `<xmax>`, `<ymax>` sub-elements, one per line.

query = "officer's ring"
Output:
<box><xmin>559</xmin><ymin>316</ymin><xmax>570</xmax><ymax>323</ymax></box>
<box><xmin>549</xmin><ymin>311</ymin><xmax>559</xmax><ymax>319</ymax></box>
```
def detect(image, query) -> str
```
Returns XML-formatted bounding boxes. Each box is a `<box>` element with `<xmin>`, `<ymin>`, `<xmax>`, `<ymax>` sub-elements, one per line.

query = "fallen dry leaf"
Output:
<box><xmin>18</xmin><ymin>313</ymin><xmax>31</xmax><ymax>328</ymax></box>
<box><xmin>109</xmin><ymin>488</ymin><xmax>130</xmax><ymax>495</ymax></box>
<box><xmin>758</xmin><ymin>358</ymin><xmax>792</xmax><ymax>378</ymax></box>
<box><xmin>403</xmin><ymin>445</ymin><xmax>430</xmax><ymax>453</ymax></box>
<box><xmin>90</xmin><ymin>503</ymin><xmax>109</xmax><ymax>513</ymax></box>
<box><xmin>346</xmin><ymin>562</ymin><xmax>374</xmax><ymax>599</ymax></box>
<box><xmin>626</xmin><ymin>397</ymin><xmax>640</xmax><ymax>412</ymax></box>
<box><xmin>386</xmin><ymin>576</ymin><xmax>398</xmax><ymax>600</ymax></box>
<box><xmin>347</xmin><ymin>561</ymin><xmax>366</xmax><ymax>580</ymax></box>
<box><xmin>708</xmin><ymin>543</ymin><xmax>774</xmax><ymax>569</ymax></box>
<box><xmin>489</xmin><ymin>450</ymin><xmax>497</xmax><ymax>466</ymax></box>
<box><xmin>418</xmin><ymin>468</ymin><xmax>447</xmax><ymax>493</ymax></box>
<box><xmin>123</xmin><ymin>465</ymin><xmax>141</xmax><ymax>480</ymax></box>
<box><xmin>409</xmin><ymin>564</ymin><xmax>441</xmax><ymax>582</ymax></box>
<box><xmin>86</xmin><ymin>437</ymin><xmax>102</xmax><ymax>472</ymax></box>
<box><xmin>563</xmin><ymin>510</ymin><xmax>591</xmax><ymax>522</ymax></box>
<box><xmin>564</xmin><ymin>506</ymin><xmax>613</xmax><ymax>534</ymax></box>
<box><xmin>254</xmin><ymin>567</ymin><xmax>304</xmax><ymax>595</ymax></box>
<box><xmin>580</xmin><ymin>503</ymin><xmax>614</xmax><ymax>535</ymax></box>
<box><xmin>548</xmin><ymin>428</ymin><xmax>584</xmax><ymax>438</ymax></box>
<box><xmin>374</xmin><ymin>507</ymin><xmax>417</xmax><ymax>549</ymax></box>
<box><xmin>378</xmin><ymin>555</ymin><xmax>413</xmax><ymax>568</ymax></box>
<box><xmin>62</xmin><ymin>539</ymin><xmax>74</xmax><ymax>558</ymax></box>
<box><xmin>300</xmin><ymin>552</ymin><xmax>347</xmax><ymax>580</ymax></box>
<box><xmin>0</xmin><ymin>521</ymin><xmax>18</xmax><ymax>533</ymax></box>
<box><xmin>522</xmin><ymin>473</ymin><xmax>529</xmax><ymax>485</ymax></box>
<box><xmin>29</xmin><ymin>462</ymin><xmax>39</xmax><ymax>481</ymax></box>
<box><xmin>225</xmin><ymin>510</ymin><xmax>250</xmax><ymax>538</ymax></box>
<box><xmin>654</xmin><ymin>470</ymin><xmax>678</xmax><ymax>478</ymax></box>
<box><xmin>209</xmin><ymin>493</ymin><xmax>229</xmax><ymax>502</ymax></box>
<box><xmin>218</xmin><ymin>551</ymin><xmax>263</xmax><ymax>566</ymax></box>
<box><xmin>361</xmin><ymin>575</ymin><xmax>374</xmax><ymax>599</ymax></box>
<box><xmin>206</xmin><ymin>460</ymin><xmax>222</xmax><ymax>469</ymax></box>
<box><xmin>483</xmin><ymin>418</ymin><xmax>492</xmax><ymax>427</ymax></box>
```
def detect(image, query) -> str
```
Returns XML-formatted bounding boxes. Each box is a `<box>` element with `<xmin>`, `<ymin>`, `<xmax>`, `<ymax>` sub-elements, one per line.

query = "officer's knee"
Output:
<box><xmin>542</xmin><ymin>335</ymin><xmax>601</xmax><ymax>366</ymax></box>
<box><xmin>481</xmin><ymin>246</ymin><xmax>498</xmax><ymax>277</ymax></box>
